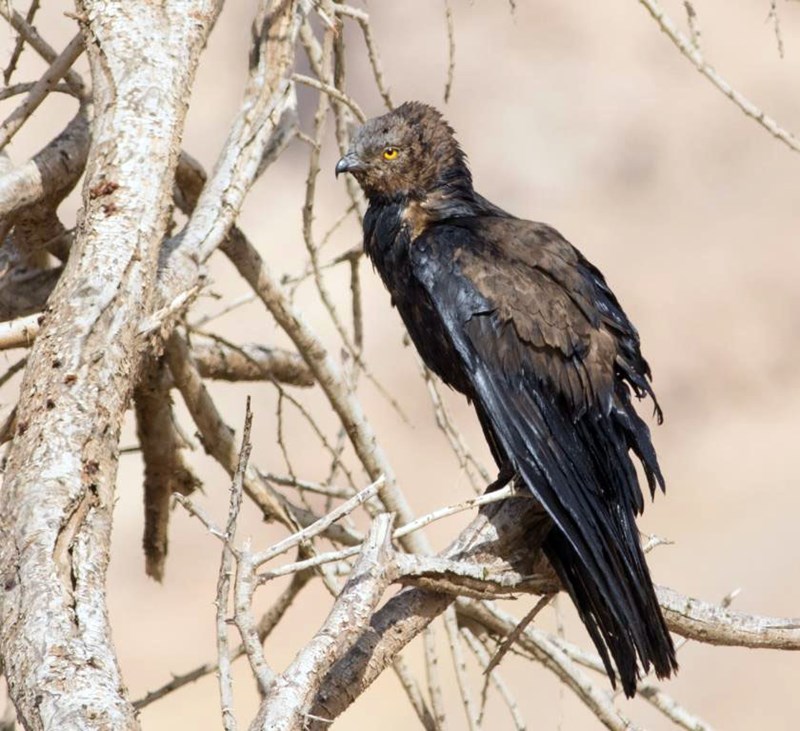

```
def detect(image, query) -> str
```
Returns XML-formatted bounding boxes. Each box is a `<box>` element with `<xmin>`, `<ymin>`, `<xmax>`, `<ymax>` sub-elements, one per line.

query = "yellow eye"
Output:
<box><xmin>383</xmin><ymin>147</ymin><xmax>399</xmax><ymax>160</ymax></box>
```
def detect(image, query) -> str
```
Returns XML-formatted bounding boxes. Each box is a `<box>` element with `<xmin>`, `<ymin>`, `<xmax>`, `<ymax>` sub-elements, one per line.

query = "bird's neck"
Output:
<box><xmin>366</xmin><ymin>172</ymin><xmax>509</xmax><ymax>242</ymax></box>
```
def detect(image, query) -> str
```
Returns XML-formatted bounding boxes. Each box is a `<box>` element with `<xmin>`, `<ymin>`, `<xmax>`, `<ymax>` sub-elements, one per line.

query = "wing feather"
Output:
<box><xmin>411</xmin><ymin>218</ymin><xmax>675</xmax><ymax>693</ymax></box>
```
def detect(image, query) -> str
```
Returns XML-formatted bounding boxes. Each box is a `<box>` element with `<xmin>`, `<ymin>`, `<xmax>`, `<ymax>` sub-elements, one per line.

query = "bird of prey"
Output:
<box><xmin>336</xmin><ymin>101</ymin><xmax>677</xmax><ymax>696</ymax></box>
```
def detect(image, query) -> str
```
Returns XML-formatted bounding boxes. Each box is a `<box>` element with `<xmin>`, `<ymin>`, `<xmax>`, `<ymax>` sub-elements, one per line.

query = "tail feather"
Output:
<box><xmin>469</xmin><ymin>351</ymin><xmax>677</xmax><ymax>696</ymax></box>
<box><xmin>542</xmin><ymin>392</ymin><xmax>678</xmax><ymax>696</ymax></box>
<box><xmin>544</xmin><ymin>513</ymin><xmax>677</xmax><ymax>697</ymax></box>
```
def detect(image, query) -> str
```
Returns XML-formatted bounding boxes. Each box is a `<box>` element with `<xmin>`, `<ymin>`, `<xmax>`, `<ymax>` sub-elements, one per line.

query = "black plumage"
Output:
<box><xmin>336</xmin><ymin>101</ymin><xmax>677</xmax><ymax>696</ymax></box>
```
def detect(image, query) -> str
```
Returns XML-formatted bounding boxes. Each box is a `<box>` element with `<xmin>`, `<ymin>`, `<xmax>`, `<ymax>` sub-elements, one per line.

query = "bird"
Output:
<box><xmin>335</xmin><ymin>101</ymin><xmax>677</xmax><ymax>696</ymax></box>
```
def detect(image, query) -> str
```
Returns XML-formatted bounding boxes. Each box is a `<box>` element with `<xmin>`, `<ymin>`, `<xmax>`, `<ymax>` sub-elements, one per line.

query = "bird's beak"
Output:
<box><xmin>335</xmin><ymin>152</ymin><xmax>364</xmax><ymax>178</ymax></box>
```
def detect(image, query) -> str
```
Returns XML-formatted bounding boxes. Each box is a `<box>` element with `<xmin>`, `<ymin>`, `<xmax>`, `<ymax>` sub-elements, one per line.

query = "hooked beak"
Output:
<box><xmin>335</xmin><ymin>152</ymin><xmax>364</xmax><ymax>178</ymax></box>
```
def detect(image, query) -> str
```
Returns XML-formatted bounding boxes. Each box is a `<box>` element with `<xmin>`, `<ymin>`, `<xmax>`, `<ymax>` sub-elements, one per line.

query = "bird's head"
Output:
<box><xmin>335</xmin><ymin>101</ymin><xmax>472</xmax><ymax>203</ymax></box>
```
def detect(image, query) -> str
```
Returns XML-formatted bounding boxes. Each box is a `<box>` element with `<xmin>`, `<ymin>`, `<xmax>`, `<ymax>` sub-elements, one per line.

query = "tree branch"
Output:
<box><xmin>638</xmin><ymin>0</ymin><xmax>800</xmax><ymax>154</ymax></box>
<box><xmin>0</xmin><ymin>2</ymin><xmax>222</xmax><ymax>727</ymax></box>
<box><xmin>252</xmin><ymin>513</ymin><xmax>396</xmax><ymax>730</ymax></box>
<box><xmin>657</xmin><ymin>586</ymin><xmax>800</xmax><ymax>649</ymax></box>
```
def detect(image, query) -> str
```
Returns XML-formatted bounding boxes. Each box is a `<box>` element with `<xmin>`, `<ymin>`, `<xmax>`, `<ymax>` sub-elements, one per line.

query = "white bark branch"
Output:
<box><xmin>0</xmin><ymin>2</ymin><xmax>221</xmax><ymax>728</ymax></box>
<box><xmin>252</xmin><ymin>513</ymin><xmax>396</xmax><ymax>730</ymax></box>
<box><xmin>657</xmin><ymin>586</ymin><xmax>800</xmax><ymax>649</ymax></box>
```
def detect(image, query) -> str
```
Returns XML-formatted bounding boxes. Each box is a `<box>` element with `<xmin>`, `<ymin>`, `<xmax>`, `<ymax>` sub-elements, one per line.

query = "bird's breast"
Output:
<box><xmin>399</xmin><ymin>199</ymin><xmax>432</xmax><ymax>240</ymax></box>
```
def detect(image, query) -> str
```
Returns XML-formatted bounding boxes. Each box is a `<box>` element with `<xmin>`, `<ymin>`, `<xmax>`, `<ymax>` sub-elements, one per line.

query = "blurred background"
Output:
<box><xmin>2</xmin><ymin>0</ymin><xmax>800</xmax><ymax>728</ymax></box>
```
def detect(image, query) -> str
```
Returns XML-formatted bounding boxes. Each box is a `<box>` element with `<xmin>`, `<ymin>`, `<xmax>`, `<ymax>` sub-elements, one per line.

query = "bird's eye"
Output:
<box><xmin>382</xmin><ymin>147</ymin><xmax>399</xmax><ymax>161</ymax></box>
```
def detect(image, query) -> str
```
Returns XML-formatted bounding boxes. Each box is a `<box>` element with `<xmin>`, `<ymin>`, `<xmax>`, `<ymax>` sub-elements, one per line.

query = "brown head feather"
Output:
<box><xmin>340</xmin><ymin>101</ymin><xmax>472</xmax><ymax>202</ymax></box>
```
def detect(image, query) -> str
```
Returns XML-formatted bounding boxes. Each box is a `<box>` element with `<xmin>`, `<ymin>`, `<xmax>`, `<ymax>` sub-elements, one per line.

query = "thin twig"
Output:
<box><xmin>638</xmin><ymin>0</ymin><xmax>800</xmax><ymax>153</ymax></box>
<box><xmin>461</xmin><ymin>627</ymin><xmax>527</xmax><ymax>731</ymax></box>
<box><xmin>423</xmin><ymin>624</ymin><xmax>448</xmax><ymax>731</ymax></box>
<box><xmin>683</xmin><ymin>1</ymin><xmax>701</xmax><ymax>50</ymax></box>
<box><xmin>174</xmin><ymin>494</ymin><xmax>229</xmax><ymax>545</ymax></box>
<box><xmin>292</xmin><ymin>73</ymin><xmax>366</xmax><ymax>122</ymax></box>
<box><xmin>260</xmin><ymin>472</ymin><xmax>354</xmax><ymax>500</ymax></box>
<box><xmin>190</xmin><ymin>292</ymin><xmax>256</xmax><ymax>328</ymax></box>
<box><xmin>767</xmin><ymin>0</ymin><xmax>785</xmax><ymax>59</ymax></box>
<box><xmin>459</xmin><ymin>600</ymin><xmax>640</xmax><ymax>731</ymax></box>
<box><xmin>443</xmin><ymin>0</ymin><xmax>456</xmax><ymax>102</ymax></box>
<box><xmin>253</xmin><ymin>476</ymin><xmax>386</xmax><ymax>567</ymax></box>
<box><xmin>215</xmin><ymin>399</ymin><xmax>254</xmax><ymax>731</ymax></box>
<box><xmin>419</xmin><ymin>359</ymin><xmax>491</xmax><ymax>492</ymax></box>
<box><xmin>333</xmin><ymin>4</ymin><xmax>393</xmax><ymax>109</ymax></box>
<box><xmin>390</xmin><ymin>655</ymin><xmax>438</xmax><ymax>731</ymax></box>
<box><xmin>0</xmin><ymin>5</ymin><xmax>84</xmax><ymax>95</ymax></box>
<box><xmin>484</xmin><ymin>593</ymin><xmax>554</xmax><ymax>675</ymax></box>
<box><xmin>443</xmin><ymin>606</ymin><xmax>481</xmax><ymax>731</ymax></box>
<box><xmin>637</xmin><ymin>685</ymin><xmax>715</xmax><ymax>731</ymax></box>
<box><xmin>3</xmin><ymin>0</ymin><xmax>41</xmax><ymax>86</ymax></box>
<box><xmin>0</xmin><ymin>33</ymin><xmax>84</xmax><ymax>152</ymax></box>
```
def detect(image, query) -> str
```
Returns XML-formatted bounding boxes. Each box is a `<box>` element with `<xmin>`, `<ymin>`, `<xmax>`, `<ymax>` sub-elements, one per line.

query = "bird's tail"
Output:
<box><xmin>541</xmin><ymin>394</ymin><xmax>678</xmax><ymax>697</ymax></box>
<box><xmin>543</xmin><ymin>525</ymin><xmax>676</xmax><ymax>697</ymax></box>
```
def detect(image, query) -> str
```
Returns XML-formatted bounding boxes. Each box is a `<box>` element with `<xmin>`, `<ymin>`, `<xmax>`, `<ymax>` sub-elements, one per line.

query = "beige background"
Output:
<box><xmin>2</xmin><ymin>0</ymin><xmax>800</xmax><ymax>728</ymax></box>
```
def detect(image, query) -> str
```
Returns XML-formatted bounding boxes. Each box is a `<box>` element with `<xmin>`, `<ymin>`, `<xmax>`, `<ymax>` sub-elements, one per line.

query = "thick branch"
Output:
<box><xmin>0</xmin><ymin>110</ymin><xmax>89</xmax><ymax>223</ymax></box>
<box><xmin>191</xmin><ymin>337</ymin><xmax>314</xmax><ymax>387</ymax></box>
<box><xmin>657</xmin><ymin>586</ymin><xmax>800</xmax><ymax>649</ymax></box>
<box><xmin>0</xmin><ymin>2</ymin><xmax>221</xmax><ymax>728</ymax></box>
<box><xmin>309</xmin><ymin>495</ymin><xmax>553</xmax><ymax>725</ymax></box>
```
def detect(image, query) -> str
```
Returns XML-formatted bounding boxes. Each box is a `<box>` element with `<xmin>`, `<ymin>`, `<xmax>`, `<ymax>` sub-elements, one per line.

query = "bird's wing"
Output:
<box><xmin>410</xmin><ymin>217</ymin><xmax>673</xmax><ymax>688</ymax></box>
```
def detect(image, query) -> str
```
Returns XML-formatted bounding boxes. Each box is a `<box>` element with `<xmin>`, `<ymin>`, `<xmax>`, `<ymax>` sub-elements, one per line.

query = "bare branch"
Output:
<box><xmin>0</xmin><ymin>5</ymin><xmax>85</xmax><ymax>95</ymax></box>
<box><xmin>219</xmin><ymin>227</ymin><xmax>430</xmax><ymax>554</ymax></box>
<box><xmin>0</xmin><ymin>109</ymin><xmax>89</xmax><ymax>224</ymax></box>
<box><xmin>444</xmin><ymin>606</ymin><xmax>481</xmax><ymax>730</ymax></box>
<box><xmin>0</xmin><ymin>0</ymin><xmax>222</xmax><ymax>727</ymax></box>
<box><xmin>637</xmin><ymin>684</ymin><xmax>714</xmax><ymax>731</ymax></box>
<box><xmin>0</xmin><ymin>32</ymin><xmax>84</xmax><ymax>152</ymax></box>
<box><xmin>309</xmin><ymin>496</ymin><xmax>553</xmax><ymax>724</ymax></box>
<box><xmin>257</xmin><ymin>485</ymin><xmax>519</xmax><ymax>583</ymax></box>
<box><xmin>215</xmin><ymin>401</ymin><xmax>254</xmax><ymax>731</ymax></box>
<box><xmin>0</xmin><ymin>313</ymin><xmax>40</xmax><ymax>350</ymax></box>
<box><xmin>253</xmin><ymin>513</ymin><xmax>396</xmax><ymax>730</ymax></box>
<box><xmin>165</xmin><ymin>331</ymin><xmax>291</xmax><ymax>527</ymax></box>
<box><xmin>190</xmin><ymin>336</ymin><xmax>315</xmax><ymax>387</ymax></box>
<box><xmin>461</xmin><ymin>627</ymin><xmax>527</xmax><ymax>731</ymax></box>
<box><xmin>134</xmin><ymin>570</ymin><xmax>312</xmax><ymax>711</ymax></box>
<box><xmin>458</xmin><ymin>600</ymin><xmax>640</xmax><ymax>731</ymax></box>
<box><xmin>3</xmin><ymin>0</ymin><xmax>42</xmax><ymax>87</ymax></box>
<box><xmin>638</xmin><ymin>0</ymin><xmax>800</xmax><ymax>153</ymax></box>
<box><xmin>423</xmin><ymin>624</ymin><xmax>448</xmax><ymax>731</ymax></box>
<box><xmin>292</xmin><ymin>72</ymin><xmax>366</xmax><ymax>122</ymax></box>
<box><xmin>657</xmin><ymin>586</ymin><xmax>800</xmax><ymax>649</ymax></box>
<box><xmin>134</xmin><ymin>358</ymin><xmax>200</xmax><ymax>580</ymax></box>
<box><xmin>333</xmin><ymin>4</ymin><xmax>393</xmax><ymax>110</ymax></box>
<box><xmin>389</xmin><ymin>655</ymin><xmax>438</xmax><ymax>731</ymax></box>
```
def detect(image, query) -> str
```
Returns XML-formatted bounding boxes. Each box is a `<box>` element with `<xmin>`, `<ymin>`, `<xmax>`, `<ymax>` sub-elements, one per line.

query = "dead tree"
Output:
<box><xmin>0</xmin><ymin>1</ymin><xmax>798</xmax><ymax>729</ymax></box>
